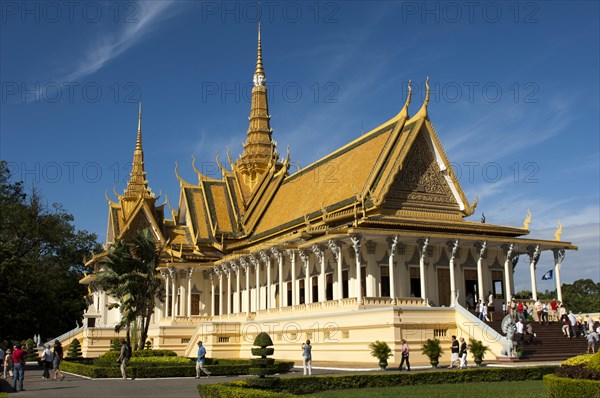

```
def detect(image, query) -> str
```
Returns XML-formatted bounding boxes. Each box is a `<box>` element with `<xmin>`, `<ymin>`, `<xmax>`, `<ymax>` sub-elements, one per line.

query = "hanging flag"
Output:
<box><xmin>542</xmin><ymin>270</ymin><xmax>553</xmax><ymax>280</ymax></box>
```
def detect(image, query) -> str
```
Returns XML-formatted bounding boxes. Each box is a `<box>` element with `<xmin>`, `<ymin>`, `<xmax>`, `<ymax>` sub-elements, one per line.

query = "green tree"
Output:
<box><xmin>96</xmin><ymin>228</ymin><xmax>165</xmax><ymax>350</ymax></box>
<box><xmin>0</xmin><ymin>161</ymin><xmax>102</xmax><ymax>341</ymax></box>
<box><xmin>561</xmin><ymin>279</ymin><xmax>600</xmax><ymax>313</ymax></box>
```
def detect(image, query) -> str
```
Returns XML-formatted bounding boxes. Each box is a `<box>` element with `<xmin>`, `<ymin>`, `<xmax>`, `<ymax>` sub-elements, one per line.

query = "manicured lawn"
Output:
<box><xmin>313</xmin><ymin>380</ymin><xmax>546</xmax><ymax>398</ymax></box>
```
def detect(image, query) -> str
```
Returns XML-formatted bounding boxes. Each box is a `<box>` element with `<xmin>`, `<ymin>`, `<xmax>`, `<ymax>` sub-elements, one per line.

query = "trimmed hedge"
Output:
<box><xmin>61</xmin><ymin>359</ymin><xmax>293</xmax><ymax>378</ymax></box>
<box><xmin>198</xmin><ymin>366</ymin><xmax>556</xmax><ymax>397</ymax></box>
<box><xmin>198</xmin><ymin>381</ymin><xmax>296</xmax><ymax>398</ymax></box>
<box><xmin>544</xmin><ymin>374</ymin><xmax>600</xmax><ymax>398</ymax></box>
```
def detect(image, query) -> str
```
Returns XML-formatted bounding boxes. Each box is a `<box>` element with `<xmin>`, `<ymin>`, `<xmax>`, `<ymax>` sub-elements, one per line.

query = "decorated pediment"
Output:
<box><xmin>381</xmin><ymin>130</ymin><xmax>462</xmax><ymax>214</ymax></box>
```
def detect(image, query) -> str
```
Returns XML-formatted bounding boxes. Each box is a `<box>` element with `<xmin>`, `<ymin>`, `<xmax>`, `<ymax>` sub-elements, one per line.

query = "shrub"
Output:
<box><xmin>587</xmin><ymin>352</ymin><xmax>600</xmax><ymax>371</ymax></box>
<box><xmin>198</xmin><ymin>381</ymin><xmax>296</xmax><ymax>398</ymax></box>
<box><xmin>544</xmin><ymin>374</ymin><xmax>600</xmax><ymax>398</ymax></box>
<box><xmin>555</xmin><ymin>364</ymin><xmax>600</xmax><ymax>380</ymax></box>
<box><xmin>67</xmin><ymin>339</ymin><xmax>82</xmax><ymax>358</ymax></box>
<box><xmin>561</xmin><ymin>354</ymin><xmax>594</xmax><ymax>367</ymax></box>
<box><xmin>369</xmin><ymin>341</ymin><xmax>392</xmax><ymax>362</ymax></box>
<box><xmin>421</xmin><ymin>338</ymin><xmax>443</xmax><ymax>366</ymax></box>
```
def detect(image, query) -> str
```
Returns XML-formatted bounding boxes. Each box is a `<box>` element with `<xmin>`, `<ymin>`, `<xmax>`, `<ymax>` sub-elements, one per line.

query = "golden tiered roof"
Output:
<box><xmin>85</xmin><ymin>28</ymin><xmax>576</xmax><ymax>275</ymax></box>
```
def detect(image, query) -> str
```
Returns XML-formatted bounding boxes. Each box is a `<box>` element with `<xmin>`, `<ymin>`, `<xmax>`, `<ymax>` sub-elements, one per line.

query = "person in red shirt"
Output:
<box><xmin>517</xmin><ymin>302</ymin><xmax>525</xmax><ymax>321</ymax></box>
<box><xmin>11</xmin><ymin>344</ymin><xmax>26</xmax><ymax>392</ymax></box>
<box><xmin>550</xmin><ymin>300</ymin><xmax>558</xmax><ymax>321</ymax></box>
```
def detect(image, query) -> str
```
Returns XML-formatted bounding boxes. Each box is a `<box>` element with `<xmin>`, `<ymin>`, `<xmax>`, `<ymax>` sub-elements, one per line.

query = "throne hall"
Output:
<box><xmin>75</xmin><ymin>28</ymin><xmax>576</xmax><ymax>365</ymax></box>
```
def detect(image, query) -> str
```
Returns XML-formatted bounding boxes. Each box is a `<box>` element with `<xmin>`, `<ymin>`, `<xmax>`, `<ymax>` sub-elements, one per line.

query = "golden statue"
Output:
<box><xmin>523</xmin><ymin>209</ymin><xmax>532</xmax><ymax>229</ymax></box>
<box><xmin>554</xmin><ymin>220</ymin><xmax>562</xmax><ymax>241</ymax></box>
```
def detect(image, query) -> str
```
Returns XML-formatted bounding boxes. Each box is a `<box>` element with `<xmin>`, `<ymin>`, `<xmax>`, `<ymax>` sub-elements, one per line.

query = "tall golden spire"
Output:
<box><xmin>124</xmin><ymin>101</ymin><xmax>153</xmax><ymax>199</ymax></box>
<box><xmin>236</xmin><ymin>24</ymin><xmax>279</xmax><ymax>189</ymax></box>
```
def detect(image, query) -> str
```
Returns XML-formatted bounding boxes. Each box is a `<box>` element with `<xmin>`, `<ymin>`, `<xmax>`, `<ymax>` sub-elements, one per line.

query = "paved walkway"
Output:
<box><xmin>0</xmin><ymin>361</ymin><xmax>561</xmax><ymax>397</ymax></box>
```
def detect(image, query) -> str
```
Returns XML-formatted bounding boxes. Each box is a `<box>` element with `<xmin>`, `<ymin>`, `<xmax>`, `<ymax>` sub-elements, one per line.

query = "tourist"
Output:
<box><xmin>510</xmin><ymin>300</ymin><xmax>517</xmax><ymax>319</ymax></box>
<box><xmin>517</xmin><ymin>302</ymin><xmax>525</xmax><ymax>321</ymax></box>
<box><xmin>195</xmin><ymin>341</ymin><xmax>211</xmax><ymax>378</ymax></box>
<box><xmin>576</xmin><ymin>313</ymin><xmax>586</xmax><ymax>336</ymax></box>
<box><xmin>458</xmin><ymin>337</ymin><xmax>468</xmax><ymax>369</ymax></box>
<box><xmin>398</xmin><ymin>339</ymin><xmax>410</xmax><ymax>371</ymax></box>
<box><xmin>41</xmin><ymin>343</ymin><xmax>54</xmax><ymax>380</ymax></box>
<box><xmin>3</xmin><ymin>348</ymin><xmax>13</xmax><ymax>379</ymax></box>
<box><xmin>587</xmin><ymin>315</ymin><xmax>595</xmax><ymax>333</ymax></box>
<box><xmin>534</xmin><ymin>300</ymin><xmax>542</xmax><ymax>323</ymax></box>
<box><xmin>541</xmin><ymin>303</ymin><xmax>549</xmax><ymax>325</ymax></box>
<box><xmin>558</xmin><ymin>303</ymin><xmax>567</xmax><ymax>318</ymax></box>
<box><xmin>550</xmin><ymin>299</ymin><xmax>558</xmax><ymax>321</ymax></box>
<box><xmin>516</xmin><ymin>318</ymin><xmax>525</xmax><ymax>343</ymax></box>
<box><xmin>488</xmin><ymin>292</ymin><xmax>495</xmax><ymax>322</ymax></box>
<box><xmin>53</xmin><ymin>340</ymin><xmax>65</xmax><ymax>381</ymax></box>
<box><xmin>568</xmin><ymin>311</ymin><xmax>578</xmax><ymax>337</ymax></box>
<box><xmin>586</xmin><ymin>331</ymin><xmax>598</xmax><ymax>354</ymax></box>
<box><xmin>302</xmin><ymin>340</ymin><xmax>312</xmax><ymax>376</ymax></box>
<box><xmin>118</xmin><ymin>340</ymin><xmax>131</xmax><ymax>380</ymax></box>
<box><xmin>449</xmin><ymin>335</ymin><xmax>459</xmax><ymax>368</ymax></box>
<box><xmin>481</xmin><ymin>301</ymin><xmax>489</xmax><ymax>322</ymax></box>
<box><xmin>12</xmin><ymin>343</ymin><xmax>26</xmax><ymax>392</ymax></box>
<box><xmin>526</xmin><ymin>322</ymin><xmax>535</xmax><ymax>344</ymax></box>
<box><xmin>561</xmin><ymin>314</ymin><xmax>571</xmax><ymax>338</ymax></box>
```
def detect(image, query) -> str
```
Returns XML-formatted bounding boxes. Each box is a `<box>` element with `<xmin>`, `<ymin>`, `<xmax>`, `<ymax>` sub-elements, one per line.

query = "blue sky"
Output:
<box><xmin>1</xmin><ymin>1</ymin><xmax>598</xmax><ymax>292</ymax></box>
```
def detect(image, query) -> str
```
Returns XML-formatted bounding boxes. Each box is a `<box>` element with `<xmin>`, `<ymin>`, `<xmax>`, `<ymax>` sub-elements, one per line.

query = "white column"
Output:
<box><xmin>187</xmin><ymin>267</ymin><xmax>194</xmax><ymax>318</ymax></box>
<box><xmin>210</xmin><ymin>272</ymin><xmax>215</xmax><ymax>317</ymax></box>
<box><xmin>260</xmin><ymin>251</ymin><xmax>272</xmax><ymax>309</ymax></box>
<box><xmin>476</xmin><ymin>241</ymin><xmax>487</xmax><ymax>303</ymax></box>
<box><xmin>418</xmin><ymin>238</ymin><xmax>429</xmax><ymax>301</ymax></box>
<box><xmin>286</xmin><ymin>250</ymin><xmax>297</xmax><ymax>306</ymax></box>
<box><xmin>528</xmin><ymin>245</ymin><xmax>541</xmax><ymax>301</ymax></box>
<box><xmin>161</xmin><ymin>270</ymin><xmax>169</xmax><ymax>319</ymax></box>
<box><xmin>553</xmin><ymin>249</ymin><xmax>565</xmax><ymax>303</ymax></box>
<box><xmin>299</xmin><ymin>250</ymin><xmax>310</xmax><ymax>304</ymax></box>
<box><xmin>448</xmin><ymin>240</ymin><xmax>459</xmax><ymax>306</ymax></box>
<box><xmin>312</xmin><ymin>245</ymin><xmax>326</xmax><ymax>302</ymax></box>
<box><xmin>240</xmin><ymin>258</ymin><xmax>250</xmax><ymax>314</ymax></box>
<box><xmin>233</xmin><ymin>262</ymin><xmax>240</xmax><ymax>313</ymax></box>
<box><xmin>351</xmin><ymin>235</ymin><xmax>362</xmax><ymax>304</ymax></box>
<box><xmin>502</xmin><ymin>244</ymin><xmax>515</xmax><ymax>304</ymax></box>
<box><xmin>223</xmin><ymin>265</ymin><xmax>231</xmax><ymax>315</ymax></box>
<box><xmin>272</xmin><ymin>248</ymin><xmax>284</xmax><ymax>308</ymax></box>
<box><xmin>217</xmin><ymin>268</ymin><xmax>224</xmax><ymax>316</ymax></box>
<box><xmin>388</xmin><ymin>236</ymin><xmax>399</xmax><ymax>298</ymax></box>
<box><xmin>328</xmin><ymin>240</ymin><xmax>343</xmax><ymax>300</ymax></box>
<box><xmin>251</xmin><ymin>256</ymin><xmax>260</xmax><ymax>311</ymax></box>
<box><xmin>169</xmin><ymin>267</ymin><xmax>176</xmax><ymax>319</ymax></box>
<box><xmin>365</xmin><ymin>241</ymin><xmax>377</xmax><ymax>297</ymax></box>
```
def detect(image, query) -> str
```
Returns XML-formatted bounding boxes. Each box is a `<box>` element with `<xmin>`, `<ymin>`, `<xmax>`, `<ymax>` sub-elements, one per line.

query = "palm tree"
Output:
<box><xmin>96</xmin><ymin>228</ymin><xmax>165</xmax><ymax>350</ymax></box>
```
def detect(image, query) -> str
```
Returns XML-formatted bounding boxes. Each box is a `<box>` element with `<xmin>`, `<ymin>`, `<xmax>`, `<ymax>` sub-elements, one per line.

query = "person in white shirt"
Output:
<box><xmin>516</xmin><ymin>318</ymin><xmax>525</xmax><ymax>343</ymax></box>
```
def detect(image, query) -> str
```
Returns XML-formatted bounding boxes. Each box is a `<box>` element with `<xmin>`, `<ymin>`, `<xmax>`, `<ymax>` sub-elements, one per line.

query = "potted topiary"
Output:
<box><xmin>421</xmin><ymin>338</ymin><xmax>443</xmax><ymax>368</ymax></box>
<box><xmin>368</xmin><ymin>340</ymin><xmax>392</xmax><ymax>370</ymax></box>
<box><xmin>468</xmin><ymin>338</ymin><xmax>490</xmax><ymax>366</ymax></box>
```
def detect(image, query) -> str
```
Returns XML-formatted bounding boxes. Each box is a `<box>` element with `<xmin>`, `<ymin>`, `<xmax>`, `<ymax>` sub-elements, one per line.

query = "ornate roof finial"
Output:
<box><xmin>124</xmin><ymin>101</ymin><xmax>153</xmax><ymax>199</ymax></box>
<box><xmin>237</xmin><ymin>23</ymin><xmax>279</xmax><ymax>192</ymax></box>
<box><xmin>415</xmin><ymin>77</ymin><xmax>430</xmax><ymax>120</ymax></box>
<box><xmin>253</xmin><ymin>23</ymin><xmax>266</xmax><ymax>87</ymax></box>
<box><xmin>136</xmin><ymin>99</ymin><xmax>142</xmax><ymax>151</ymax></box>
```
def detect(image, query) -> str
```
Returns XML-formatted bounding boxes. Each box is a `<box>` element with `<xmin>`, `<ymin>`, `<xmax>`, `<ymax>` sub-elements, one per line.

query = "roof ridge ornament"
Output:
<box><xmin>395</xmin><ymin>80</ymin><xmax>412</xmax><ymax>120</ymax></box>
<box><xmin>414</xmin><ymin>76</ymin><xmax>430</xmax><ymax>120</ymax></box>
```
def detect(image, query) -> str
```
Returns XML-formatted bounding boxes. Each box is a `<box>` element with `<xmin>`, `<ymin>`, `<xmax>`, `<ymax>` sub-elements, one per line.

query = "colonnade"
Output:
<box><xmin>158</xmin><ymin>236</ymin><xmax>567</xmax><ymax>318</ymax></box>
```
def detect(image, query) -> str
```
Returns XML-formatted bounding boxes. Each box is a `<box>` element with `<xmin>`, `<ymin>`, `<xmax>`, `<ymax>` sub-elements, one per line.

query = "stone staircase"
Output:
<box><xmin>486</xmin><ymin>319</ymin><xmax>589</xmax><ymax>362</ymax></box>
